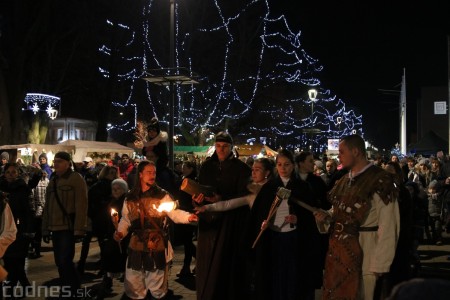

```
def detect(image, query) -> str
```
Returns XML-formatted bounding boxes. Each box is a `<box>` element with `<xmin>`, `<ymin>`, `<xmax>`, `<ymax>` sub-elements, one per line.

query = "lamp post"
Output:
<box><xmin>336</xmin><ymin>116</ymin><xmax>342</xmax><ymax>137</ymax></box>
<box><xmin>308</xmin><ymin>89</ymin><xmax>318</xmax><ymax>151</ymax></box>
<box><xmin>169</xmin><ymin>0</ymin><xmax>175</xmax><ymax>170</ymax></box>
<box><xmin>142</xmin><ymin>2</ymin><xmax>198</xmax><ymax>170</ymax></box>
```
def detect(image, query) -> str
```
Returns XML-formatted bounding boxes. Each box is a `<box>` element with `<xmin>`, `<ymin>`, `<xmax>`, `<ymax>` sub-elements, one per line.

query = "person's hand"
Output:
<box><xmin>111</xmin><ymin>214</ymin><xmax>119</xmax><ymax>225</ymax></box>
<box><xmin>194</xmin><ymin>206</ymin><xmax>207</xmax><ymax>214</ymax></box>
<box><xmin>313</xmin><ymin>210</ymin><xmax>329</xmax><ymax>222</ymax></box>
<box><xmin>42</xmin><ymin>234</ymin><xmax>51</xmax><ymax>244</ymax></box>
<box><xmin>114</xmin><ymin>231</ymin><xmax>124</xmax><ymax>242</ymax></box>
<box><xmin>285</xmin><ymin>214</ymin><xmax>297</xmax><ymax>225</ymax></box>
<box><xmin>192</xmin><ymin>193</ymin><xmax>205</xmax><ymax>204</ymax></box>
<box><xmin>261</xmin><ymin>220</ymin><xmax>269</xmax><ymax>230</ymax></box>
<box><xmin>188</xmin><ymin>214</ymin><xmax>199</xmax><ymax>222</ymax></box>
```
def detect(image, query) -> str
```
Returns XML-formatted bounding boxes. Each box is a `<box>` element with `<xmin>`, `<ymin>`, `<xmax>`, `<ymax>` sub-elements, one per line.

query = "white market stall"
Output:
<box><xmin>58</xmin><ymin>140</ymin><xmax>134</xmax><ymax>162</ymax></box>
<box><xmin>0</xmin><ymin>140</ymin><xmax>134</xmax><ymax>164</ymax></box>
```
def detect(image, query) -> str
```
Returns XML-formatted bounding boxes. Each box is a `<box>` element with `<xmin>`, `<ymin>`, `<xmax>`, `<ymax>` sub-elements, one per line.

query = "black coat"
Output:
<box><xmin>249</xmin><ymin>174</ymin><xmax>325</xmax><ymax>299</ymax></box>
<box><xmin>195</xmin><ymin>152</ymin><xmax>251</xmax><ymax>300</ymax></box>
<box><xmin>88</xmin><ymin>178</ymin><xmax>113</xmax><ymax>238</ymax></box>
<box><xmin>0</xmin><ymin>177</ymin><xmax>34</xmax><ymax>258</ymax></box>
<box><xmin>101</xmin><ymin>194</ymin><xmax>129</xmax><ymax>273</ymax></box>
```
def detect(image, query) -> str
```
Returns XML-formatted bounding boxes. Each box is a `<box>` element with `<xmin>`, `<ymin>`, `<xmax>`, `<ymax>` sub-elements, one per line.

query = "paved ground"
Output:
<box><xmin>11</xmin><ymin>232</ymin><xmax>450</xmax><ymax>299</ymax></box>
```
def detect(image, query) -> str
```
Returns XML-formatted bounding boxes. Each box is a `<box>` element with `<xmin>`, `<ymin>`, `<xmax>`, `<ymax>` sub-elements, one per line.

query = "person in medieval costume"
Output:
<box><xmin>314</xmin><ymin>134</ymin><xmax>400</xmax><ymax>300</ymax></box>
<box><xmin>192</xmin><ymin>131</ymin><xmax>252</xmax><ymax>300</ymax></box>
<box><xmin>114</xmin><ymin>160</ymin><xmax>197</xmax><ymax>299</ymax></box>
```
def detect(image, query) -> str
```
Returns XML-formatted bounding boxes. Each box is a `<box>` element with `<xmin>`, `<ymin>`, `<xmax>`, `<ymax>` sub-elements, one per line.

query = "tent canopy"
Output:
<box><xmin>408</xmin><ymin>130</ymin><xmax>449</xmax><ymax>156</ymax></box>
<box><xmin>59</xmin><ymin>140</ymin><xmax>134</xmax><ymax>162</ymax></box>
<box><xmin>0</xmin><ymin>140</ymin><xmax>134</xmax><ymax>163</ymax></box>
<box><xmin>174</xmin><ymin>146</ymin><xmax>212</xmax><ymax>155</ymax></box>
<box><xmin>234</xmin><ymin>144</ymin><xmax>278</xmax><ymax>157</ymax></box>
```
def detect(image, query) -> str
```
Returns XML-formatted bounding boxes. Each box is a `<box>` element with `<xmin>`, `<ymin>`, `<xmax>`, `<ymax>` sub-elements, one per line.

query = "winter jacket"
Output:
<box><xmin>42</xmin><ymin>170</ymin><xmax>88</xmax><ymax>236</ymax></box>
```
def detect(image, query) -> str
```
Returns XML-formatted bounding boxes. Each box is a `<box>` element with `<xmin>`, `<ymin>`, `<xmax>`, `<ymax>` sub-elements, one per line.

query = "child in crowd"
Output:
<box><xmin>427</xmin><ymin>180</ymin><xmax>445</xmax><ymax>245</ymax></box>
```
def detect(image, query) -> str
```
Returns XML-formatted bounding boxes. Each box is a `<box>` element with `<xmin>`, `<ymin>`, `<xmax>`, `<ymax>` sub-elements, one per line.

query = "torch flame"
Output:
<box><xmin>111</xmin><ymin>208</ymin><xmax>118</xmax><ymax>216</ymax></box>
<box><xmin>154</xmin><ymin>201</ymin><xmax>176</xmax><ymax>213</ymax></box>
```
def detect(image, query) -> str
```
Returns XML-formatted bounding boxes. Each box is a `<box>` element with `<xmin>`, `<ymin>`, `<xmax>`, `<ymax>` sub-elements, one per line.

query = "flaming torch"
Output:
<box><xmin>153</xmin><ymin>200</ymin><xmax>177</xmax><ymax>213</ymax></box>
<box><xmin>111</xmin><ymin>208</ymin><xmax>122</xmax><ymax>254</ymax></box>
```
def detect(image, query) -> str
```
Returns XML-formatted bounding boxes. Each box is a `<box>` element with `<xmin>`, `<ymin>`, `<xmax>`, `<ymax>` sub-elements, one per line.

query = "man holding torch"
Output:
<box><xmin>113</xmin><ymin>161</ymin><xmax>197</xmax><ymax>300</ymax></box>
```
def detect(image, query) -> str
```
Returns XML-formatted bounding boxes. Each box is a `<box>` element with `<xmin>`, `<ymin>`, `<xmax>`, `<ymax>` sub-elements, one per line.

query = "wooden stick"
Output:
<box><xmin>252</xmin><ymin>187</ymin><xmax>291</xmax><ymax>248</ymax></box>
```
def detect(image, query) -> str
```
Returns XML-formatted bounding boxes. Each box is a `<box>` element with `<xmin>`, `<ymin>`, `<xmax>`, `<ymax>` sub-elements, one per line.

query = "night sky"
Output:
<box><xmin>1</xmin><ymin>1</ymin><xmax>449</xmax><ymax>150</ymax></box>
<box><xmin>274</xmin><ymin>0</ymin><xmax>450</xmax><ymax>149</ymax></box>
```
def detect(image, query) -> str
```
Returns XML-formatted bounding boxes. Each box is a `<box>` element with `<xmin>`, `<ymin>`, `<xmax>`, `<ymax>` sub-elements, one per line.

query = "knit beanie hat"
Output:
<box><xmin>39</xmin><ymin>153</ymin><xmax>48</xmax><ymax>160</ymax></box>
<box><xmin>1</xmin><ymin>152</ymin><xmax>9</xmax><ymax>161</ymax></box>
<box><xmin>215</xmin><ymin>131</ymin><xmax>233</xmax><ymax>144</ymax></box>
<box><xmin>54</xmin><ymin>151</ymin><xmax>71</xmax><ymax>162</ymax></box>
<box><xmin>112</xmin><ymin>178</ymin><xmax>129</xmax><ymax>193</ymax></box>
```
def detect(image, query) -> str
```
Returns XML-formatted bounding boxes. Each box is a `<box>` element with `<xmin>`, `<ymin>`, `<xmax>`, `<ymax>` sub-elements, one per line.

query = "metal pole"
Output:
<box><xmin>311</xmin><ymin>102</ymin><xmax>314</xmax><ymax>151</ymax></box>
<box><xmin>400</xmin><ymin>68</ymin><xmax>407</xmax><ymax>155</ymax></box>
<box><xmin>168</xmin><ymin>0</ymin><xmax>175</xmax><ymax>170</ymax></box>
<box><xmin>448</xmin><ymin>35</ymin><xmax>450</xmax><ymax>154</ymax></box>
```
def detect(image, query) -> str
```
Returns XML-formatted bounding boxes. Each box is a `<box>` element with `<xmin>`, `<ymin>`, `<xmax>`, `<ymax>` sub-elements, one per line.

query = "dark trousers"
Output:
<box><xmin>78</xmin><ymin>231</ymin><xmax>93</xmax><ymax>266</ymax></box>
<box><xmin>178</xmin><ymin>224</ymin><xmax>197</xmax><ymax>267</ymax></box>
<box><xmin>52</xmin><ymin>230</ymin><xmax>80</xmax><ymax>294</ymax></box>
<box><xmin>2</xmin><ymin>256</ymin><xmax>31</xmax><ymax>298</ymax></box>
<box><xmin>32</xmin><ymin>217</ymin><xmax>43</xmax><ymax>255</ymax></box>
<box><xmin>270</xmin><ymin>230</ymin><xmax>299</xmax><ymax>300</ymax></box>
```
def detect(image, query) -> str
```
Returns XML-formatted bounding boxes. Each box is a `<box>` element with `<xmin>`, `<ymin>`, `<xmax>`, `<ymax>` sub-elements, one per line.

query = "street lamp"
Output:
<box><xmin>308</xmin><ymin>89</ymin><xmax>318</xmax><ymax>151</ymax></box>
<box><xmin>142</xmin><ymin>1</ymin><xmax>199</xmax><ymax>169</ymax></box>
<box><xmin>169</xmin><ymin>0</ymin><xmax>175</xmax><ymax>170</ymax></box>
<box><xmin>336</xmin><ymin>116</ymin><xmax>343</xmax><ymax>137</ymax></box>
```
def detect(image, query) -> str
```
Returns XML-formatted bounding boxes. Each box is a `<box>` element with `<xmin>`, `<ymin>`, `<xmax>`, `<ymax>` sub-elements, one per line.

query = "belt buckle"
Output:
<box><xmin>335</xmin><ymin>222</ymin><xmax>344</xmax><ymax>233</ymax></box>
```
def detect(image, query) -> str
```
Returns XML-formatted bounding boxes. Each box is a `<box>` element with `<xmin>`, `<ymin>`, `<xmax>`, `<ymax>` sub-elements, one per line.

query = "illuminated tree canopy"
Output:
<box><xmin>99</xmin><ymin>0</ymin><xmax>363</xmax><ymax>150</ymax></box>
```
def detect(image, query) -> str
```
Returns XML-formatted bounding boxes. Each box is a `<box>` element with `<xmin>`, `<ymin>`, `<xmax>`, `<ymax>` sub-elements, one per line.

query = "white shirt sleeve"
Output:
<box><xmin>167</xmin><ymin>209</ymin><xmax>193</xmax><ymax>224</ymax></box>
<box><xmin>117</xmin><ymin>200</ymin><xmax>131</xmax><ymax>238</ymax></box>
<box><xmin>0</xmin><ymin>203</ymin><xmax>17</xmax><ymax>258</ymax></box>
<box><xmin>203</xmin><ymin>194</ymin><xmax>255</xmax><ymax>212</ymax></box>
<box><xmin>360</xmin><ymin>193</ymin><xmax>400</xmax><ymax>274</ymax></box>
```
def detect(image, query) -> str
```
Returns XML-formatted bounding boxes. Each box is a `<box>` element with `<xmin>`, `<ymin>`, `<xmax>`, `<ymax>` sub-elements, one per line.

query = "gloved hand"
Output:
<box><xmin>42</xmin><ymin>234</ymin><xmax>51</xmax><ymax>244</ymax></box>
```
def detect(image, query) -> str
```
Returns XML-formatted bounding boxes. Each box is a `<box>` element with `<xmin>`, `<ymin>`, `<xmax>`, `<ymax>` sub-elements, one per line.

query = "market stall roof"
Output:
<box><xmin>0</xmin><ymin>140</ymin><xmax>134</xmax><ymax>163</ymax></box>
<box><xmin>234</xmin><ymin>144</ymin><xmax>278</xmax><ymax>157</ymax></box>
<box><xmin>58</xmin><ymin>140</ymin><xmax>134</xmax><ymax>161</ymax></box>
<box><xmin>174</xmin><ymin>146</ymin><xmax>212</xmax><ymax>155</ymax></box>
<box><xmin>0</xmin><ymin>143</ymin><xmax>74</xmax><ymax>153</ymax></box>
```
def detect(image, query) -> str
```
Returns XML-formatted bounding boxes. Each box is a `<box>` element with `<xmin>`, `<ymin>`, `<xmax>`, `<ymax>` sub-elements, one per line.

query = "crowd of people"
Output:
<box><xmin>1</xmin><ymin>125</ymin><xmax>450</xmax><ymax>299</ymax></box>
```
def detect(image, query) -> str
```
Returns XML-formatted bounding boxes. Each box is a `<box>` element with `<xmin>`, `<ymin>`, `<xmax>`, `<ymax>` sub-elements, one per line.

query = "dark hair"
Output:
<box><xmin>276</xmin><ymin>149</ymin><xmax>296</xmax><ymax>179</ymax></box>
<box><xmin>182</xmin><ymin>161</ymin><xmax>197</xmax><ymax>178</ymax></box>
<box><xmin>276</xmin><ymin>149</ymin><xmax>295</xmax><ymax>165</ymax></box>
<box><xmin>129</xmin><ymin>160</ymin><xmax>156</xmax><ymax>199</ymax></box>
<box><xmin>254</xmin><ymin>157</ymin><xmax>275</xmax><ymax>179</ymax></box>
<box><xmin>147</xmin><ymin>117</ymin><xmax>161</xmax><ymax>134</ymax></box>
<box><xmin>406</xmin><ymin>156</ymin><xmax>415</xmax><ymax>163</ymax></box>
<box><xmin>385</xmin><ymin>161</ymin><xmax>403</xmax><ymax>184</ymax></box>
<box><xmin>295</xmin><ymin>151</ymin><xmax>312</xmax><ymax>164</ymax></box>
<box><xmin>340</xmin><ymin>134</ymin><xmax>366</xmax><ymax>156</ymax></box>
<box><xmin>3</xmin><ymin>163</ymin><xmax>19</xmax><ymax>174</ymax></box>
<box><xmin>98</xmin><ymin>165</ymin><xmax>119</xmax><ymax>180</ymax></box>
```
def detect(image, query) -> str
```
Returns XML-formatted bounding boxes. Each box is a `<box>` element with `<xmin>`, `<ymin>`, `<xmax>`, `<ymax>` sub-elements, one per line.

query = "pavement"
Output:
<box><xmin>11</xmin><ymin>232</ymin><xmax>450</xmax><ymax>299</ymax></box>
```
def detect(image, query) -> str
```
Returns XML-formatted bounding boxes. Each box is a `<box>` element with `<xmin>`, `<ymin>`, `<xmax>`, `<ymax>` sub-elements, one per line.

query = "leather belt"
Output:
<box><xmin>333</xmin><ymin>222</ymin><xmax>378</xmax><ymax>235</ymax></box>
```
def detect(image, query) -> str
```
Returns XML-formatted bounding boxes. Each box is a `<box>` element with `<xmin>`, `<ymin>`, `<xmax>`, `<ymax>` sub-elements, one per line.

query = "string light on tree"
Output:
<box><xmin>98</xmin><ymin>1</ymin><xmax>364</xmax><ymax>147</ymax></box>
